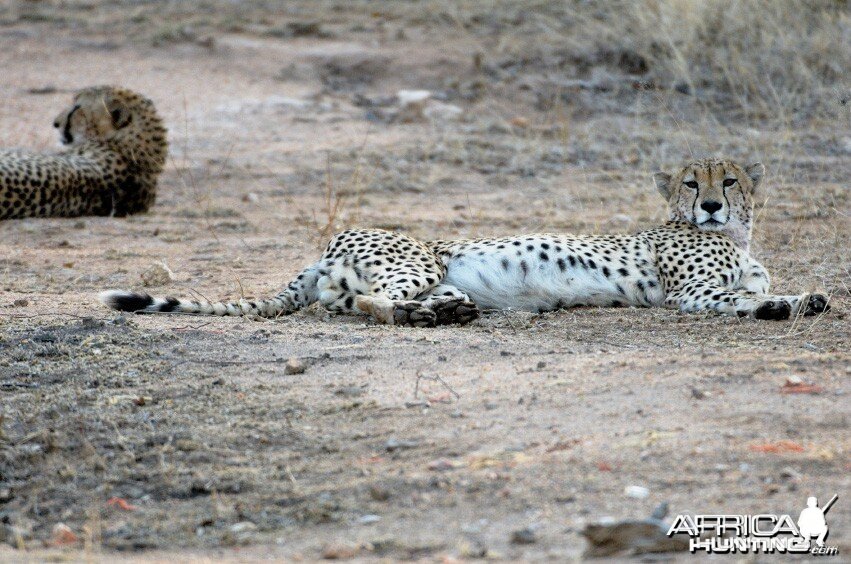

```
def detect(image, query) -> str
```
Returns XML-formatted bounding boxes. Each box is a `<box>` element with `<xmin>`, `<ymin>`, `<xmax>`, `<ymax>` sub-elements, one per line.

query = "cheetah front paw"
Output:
<box><xmin>754</xmin><ymin>299</ymin><xmax>792</xmax><ymax>321</ymax></box>
<box><xmin>393</xmin><ymin>302</ymin><xmax>437</xmax><ymax>328</ymax></box>
<box><xmin>801</xmin><ymin>294</ymin><xmax>830</xmax><ymax>316</ymax></box>
<box><xmin>431</xmin><ymin>298</ymin><xmax>480</xmax><ymax>326</ymax></box>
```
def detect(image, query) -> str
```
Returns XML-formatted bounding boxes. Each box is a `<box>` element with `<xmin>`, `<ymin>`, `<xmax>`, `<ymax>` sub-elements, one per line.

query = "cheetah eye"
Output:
<box><xmin>684</xmin><ymin>181</ymin><xmax>698</xmax><ymax>189</ymax></box>
<box><xmin>722</xmin><ymin>178</ymin><xmax>737</xmax><ymax>187</ymax></box>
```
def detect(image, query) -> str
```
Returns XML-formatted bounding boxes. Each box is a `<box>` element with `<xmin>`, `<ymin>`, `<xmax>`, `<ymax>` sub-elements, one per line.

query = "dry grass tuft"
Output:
<box><xmin>480</xmin><ymin>0</ymin><xmax>849</xmax><ymax>120</ymax></box>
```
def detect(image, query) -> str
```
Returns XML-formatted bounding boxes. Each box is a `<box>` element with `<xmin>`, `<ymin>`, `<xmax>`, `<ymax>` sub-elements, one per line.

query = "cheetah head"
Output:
<box><xmin>52</xmin><ymin>86</ymin><xmax>152</xmax><ymax>145</ymax></box>
<box><xmin>653</xmin><ymin>159</ymin><xmax>764</xmax><ymax>249</ymax></box>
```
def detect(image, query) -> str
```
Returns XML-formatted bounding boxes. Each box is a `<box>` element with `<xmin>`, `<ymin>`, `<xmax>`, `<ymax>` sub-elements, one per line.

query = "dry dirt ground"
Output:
<box><xmin>0</xmin><ymin>1</ymin><xmax>849</xmax><ymax>561</ymax></box>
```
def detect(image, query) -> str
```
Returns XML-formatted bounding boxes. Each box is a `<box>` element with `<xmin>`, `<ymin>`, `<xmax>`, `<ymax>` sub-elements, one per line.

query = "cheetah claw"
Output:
<box><xmin>431</xmin><ymin>299</ymin><xmax>480</xmax><ymax>326</ymax></box>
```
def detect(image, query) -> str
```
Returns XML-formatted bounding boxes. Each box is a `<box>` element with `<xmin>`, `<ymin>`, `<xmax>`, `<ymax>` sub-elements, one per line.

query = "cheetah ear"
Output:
<box><xmin>109</xmin><ymin>104</ymin><xmax>133</xmax><ymax>129</ymax></box>
<box><xmin>745</xmin><ymin>162</ymin><xmax>765</xmax><ymax>194</ymax></box>
<box><xmin>653</xmin><ymin>172</ymin><xmax>673</xmax><ymax>199</ymax></box>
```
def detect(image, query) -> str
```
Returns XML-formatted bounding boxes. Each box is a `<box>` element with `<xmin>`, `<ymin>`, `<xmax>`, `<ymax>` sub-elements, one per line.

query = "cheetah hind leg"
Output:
<box><xmin>418</xmin><ymin>284</ymin><xmax>480</xmax><ymax>326</ymax></box>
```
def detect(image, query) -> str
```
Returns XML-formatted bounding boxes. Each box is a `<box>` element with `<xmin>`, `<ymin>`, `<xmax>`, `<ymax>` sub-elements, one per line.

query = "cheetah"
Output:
<box><xmin>0</xmin><ymin>86</ymin><xmax>167</xmax><ymax>219</ymax></box>
<box><xmin>100</xmin><ymin>159</ymin><xmax>830</xmax><ymax>325</ymax></box>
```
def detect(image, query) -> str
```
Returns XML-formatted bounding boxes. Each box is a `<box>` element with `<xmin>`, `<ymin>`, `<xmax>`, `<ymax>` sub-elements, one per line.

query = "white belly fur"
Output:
<box><xmin>442</xmin><ymin>251</ymin><xmax>649</xmax><ymax>312</ymax></box>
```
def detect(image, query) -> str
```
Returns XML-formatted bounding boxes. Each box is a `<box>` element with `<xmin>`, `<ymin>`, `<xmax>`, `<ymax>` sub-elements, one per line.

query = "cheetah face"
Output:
<box><xmin>53</xmin><ymin>87</ymin><xmax>134</xmax><ymax>146</ymax></box>
<box><xmin>653</xmin><ymin>159</ymin><xmax>764</xmax><ymax>240</ymax></box>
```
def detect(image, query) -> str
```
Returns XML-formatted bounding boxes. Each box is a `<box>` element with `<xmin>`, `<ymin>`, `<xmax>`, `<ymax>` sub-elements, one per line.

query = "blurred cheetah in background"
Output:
<box><xmin>0</xmin><ymin>86</ymin><xmax>167</xmax><ymax>219</ymax></box>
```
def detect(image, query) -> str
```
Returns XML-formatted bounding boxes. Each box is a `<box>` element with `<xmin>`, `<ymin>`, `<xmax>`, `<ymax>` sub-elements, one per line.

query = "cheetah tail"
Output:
<box><xmin>98</xmin><ymin>290</ymin><xmax>300</xmax><ymax>318</ymax></box>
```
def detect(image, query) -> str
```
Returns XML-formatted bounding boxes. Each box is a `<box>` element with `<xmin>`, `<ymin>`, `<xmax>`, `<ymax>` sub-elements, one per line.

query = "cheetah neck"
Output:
<box><xmin>724</xmin><ymin>223</ymin><xmax>752</xmax><ymax>252</ymax></box>
<box><xmin>108</xmin><ymin>125</ymin><xmax>168</xmax><ymax>175</ymax></box>
<box><xmin>668</xmin><ymin>212</ymin><xmax>752</xmax><ymax>252</ymax></box>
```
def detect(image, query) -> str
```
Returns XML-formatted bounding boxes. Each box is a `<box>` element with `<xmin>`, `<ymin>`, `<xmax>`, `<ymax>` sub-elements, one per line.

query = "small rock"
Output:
<box><xmin>427</xmin><ymin>458</ymin><xmax>460</xmax><ymax>471</ymax></box>
<box><xmin>229</xmin><ymin>521</ymin><xmax>257</xmax><ymax>533</ymax></box>
<box><xmin>785</xmin><ymin>375</ymin><xmax>804</xmax><ymax>386</ymax></box>
<box><xmin>396</xmin><ymin>89</ymin><xmax>431</xmax><ymax>122</ymax></box>
<box><xmin>674</xmin><ymin>82</ymin><xmax>691</xmax><ymax>95</ymax></box>
<box><xmin>12</xmin><ymin>299</ymin><xmax>28</xmax><ymax>307</ymax></box>
<box><xmin>140</xmin><ymin>262</ymin><xmax>174</xmax><ymax>287</ymax></box>
<box><xmin>404</xmin><ymin>400</ymin><xmax>429</xmax><ymax>408</ymax></box>
<box><xmin>321</xmin><ymin>543</ymin><xmax>360</xmax><ymax>559</ymax></box>
<box><xmin>510</xmin><ymin>527</ymin><xmax>538</xmax><ymax>544</ymax></box>
<box><xmin>625</xmin><ymin>485</ymin><xmax>650</xmax><ymax>499</ymax></box>
<box><xmin>357</xmin><ymin>514</ymin><xmax>381</xmax><ymax>524</ymax></box>
<box><xmin>690</xmin><ymin>387</ymin><xmax>708</xmax><ymax>399</ymax></box>
<box><xmin>0</xmin><ymin>488</ymin><xmax>12</xmax><ymax>503</ymax></box>
<box><xmin>51</xmin><ymin>523</ymin><xmax>77</xmax><ymax>546</ymax></box>
<box><xmin>397</xmin><ymin>89</ymin><xmax>431</xmax><ymax>105</ymax></box>
<box><xmin>368</xmin><ymin>485</ymin><xmax>391</xmax><ymax>501</ymax></box>
<box><xmin>242</xmin><ymin>192</ymin><xmax>260</xmax><ymax>203</ymax></box>
<box><xmin>385</xmin><ymin>438</ymin><xmax>419</xmax><ymax>452</ymax></box>
<box><xmin>285</xmin><ymin>357</ymin><xmax>307</xmax><ymax>375</ymax></box>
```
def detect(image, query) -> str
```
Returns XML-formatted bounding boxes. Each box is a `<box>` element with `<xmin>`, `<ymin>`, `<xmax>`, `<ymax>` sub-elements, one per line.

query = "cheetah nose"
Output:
<box><xmin>701</xmin><ymin>200</ymin><xmax>723</xmax><ymax>214</ymax></box>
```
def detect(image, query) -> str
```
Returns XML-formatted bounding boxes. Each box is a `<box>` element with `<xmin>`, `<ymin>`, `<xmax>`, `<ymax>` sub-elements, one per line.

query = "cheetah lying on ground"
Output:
<box><xmin>101</xmin><ymin>159</ymin><xmax>829</xmax><ymax>324</ymax></box>
<box><xmin>0</xmin><ymin>86</ymin><xmax>167</xmax><ymax>219</ymax></box>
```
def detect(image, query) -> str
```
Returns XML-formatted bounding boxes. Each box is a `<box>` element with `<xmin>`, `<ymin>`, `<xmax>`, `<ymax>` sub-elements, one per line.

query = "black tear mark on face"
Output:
<box><xmin>61</xmin><ymin>104</ymin><xmax>81</xmax><ymax>144</ymax></box>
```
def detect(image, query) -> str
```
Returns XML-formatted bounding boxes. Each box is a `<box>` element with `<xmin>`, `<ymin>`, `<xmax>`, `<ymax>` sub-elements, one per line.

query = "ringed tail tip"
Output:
<box><xmin>99</xmin><ymin>290</ymin><xmax>154</xmax><ymax>312</ymax></box>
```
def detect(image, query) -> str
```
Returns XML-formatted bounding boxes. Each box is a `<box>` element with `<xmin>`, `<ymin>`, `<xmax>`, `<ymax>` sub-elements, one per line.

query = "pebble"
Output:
<box><xmin>229</xmin><ymin>521</ymin><xmax>257</xmax><ymax>533</ymax></box>
<box><xmin>285</xmin><ymin>357</ymin><xmax>307</xmax><ymax>375</ymax></box>
<box><xmin>690</xmin><ymin>387</ymin><xmax>708</xmax><ymax>399</ymax></box>
<box><xmin>510</xmin><ymin>527</ymin><xmax>538</xmax><ymax>544</ymax></box>
<box><xmin>51</xmin><ymin>523</ymin><xmax>77</xmax><ymax>546</ymax></box>
<box><xmin>385</xmin><ymin>438</ymin><xmax>420</xmax><ymax>451</ymax></box>
<box><xmin>427</xmin><ymin>458</ymin><xmax>459</xmax><ymax>471</ymax></box>
<box><xmin>140</xmin><ymin>262</ymin><xmax>174</xmax><ymax>287</ymax></box>
<box><xmin>321</xmin><ymin>543</ymin><xmax>360</xmax><ymax>559</ymax></box>
<box><xmin>624</xmin><ymin>485</ymin><xmax>650</xmax><ymax>499</ymax></box>
<box><xmin>368</xmin><ymin>485</ymin><xmax>391</xmax><ymax>501</ymax></box>
<box><xmin>357</xmin><ymin>514</ymin><xmax>381</xmax><ymax>524</ymax></box>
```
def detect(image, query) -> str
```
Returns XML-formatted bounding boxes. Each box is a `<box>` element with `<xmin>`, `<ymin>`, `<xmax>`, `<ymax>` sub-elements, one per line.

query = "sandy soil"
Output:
<box><xmin>0</xmin><ymin>2</ymin><xmax>849</xmax><ymax>561</ymax></box>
